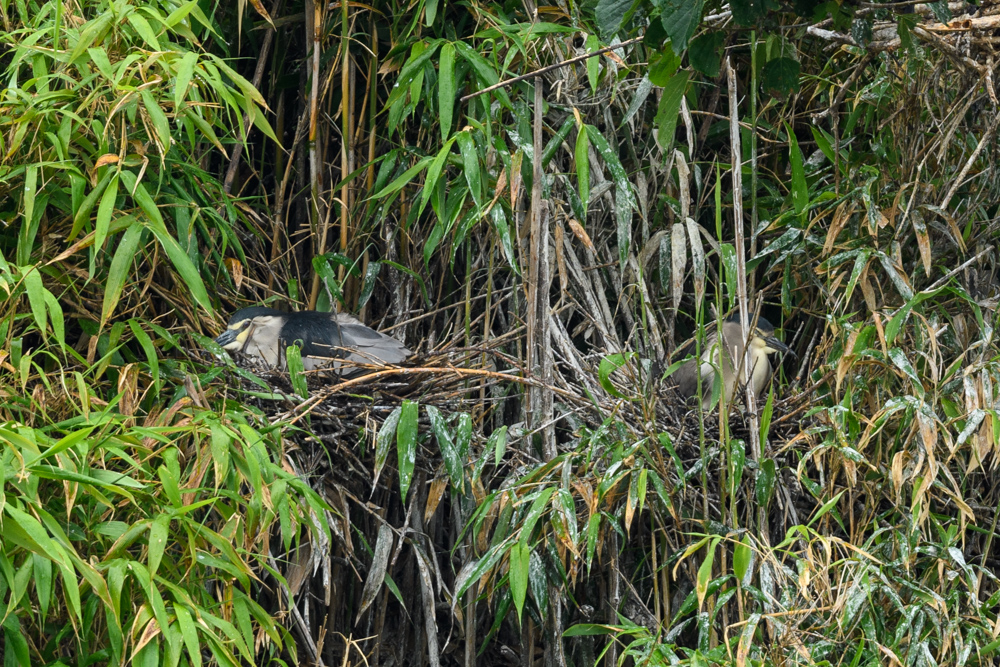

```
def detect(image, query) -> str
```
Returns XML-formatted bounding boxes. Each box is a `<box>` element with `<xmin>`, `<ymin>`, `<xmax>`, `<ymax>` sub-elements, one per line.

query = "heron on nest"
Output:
<box><xmin>214</xmin><ymin>306</ymin><xmax>410</xmax><ymax>376</ymax></box>
<box><xmin>673</xmin><ymin>314</ymin><xmax>790</xmax><ymax>410</ymax></box>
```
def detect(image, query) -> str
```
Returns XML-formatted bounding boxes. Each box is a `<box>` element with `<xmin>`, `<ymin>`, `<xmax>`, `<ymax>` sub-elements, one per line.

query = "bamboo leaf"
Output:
<box><xmin>148</xmin><ymin>514</ymin><xmax>170</xmax><ymax>578</ymax></box>
<box><xmin>509</xmin><ymin>542</ymin><xmax>529</xmax><ymax>624</ymax></box>
<box><xmin>174</xmin><ymin>52</ymin><xmax>198</xmax><ymax>111</ymax></box>
<box><xmin>22</xmin><ymin>266</ymin><xmax>48</xmax><ymax>339</ymax></box>
<box><xmin>102</xmin><ymin>220</ymin><xmax>143</xmax><ymax>326</ymax></box>
<box><xmin>438</xmin><ymin>43</ymin><xmax>455</xmax><ymax>141</ymax></box>
<box><xmin>785</xmin><ymin>122</ymin><xmax>808</xmax><ymax>215</ymax></box>
<box><xmin>654</xmin><ymin>70</ymin><xmax>689</xmax><ymax>150</ymax></box>
<box><xmin>575</xmin><ymin>125</ymin><xmax>590</xmax><ymax>214</ymax></box>
<box><xmin>357</xmin><ymin>524</ymin><xmax>393</xmax><ymax>621</ymax></box>
<box><xmin>397</xmin><ymin>400</ymin><xmax>419</xmax><ymax>499</ymax></box>
<box><xmin>427</xmin><ymin>406</ymin><xmax>463</xmax><ymax>490</ymax></box>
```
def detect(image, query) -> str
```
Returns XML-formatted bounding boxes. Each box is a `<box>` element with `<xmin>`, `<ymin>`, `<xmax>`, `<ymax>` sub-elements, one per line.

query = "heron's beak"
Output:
<box><xmin>214</xmin><ymin>329</ymin><xmax>239</xmax><ymax>348</ymax></box>
<box><xmin>764</xmin><ymin>335</ymin><xmax>792</xmax><ymax>356</ymax></box>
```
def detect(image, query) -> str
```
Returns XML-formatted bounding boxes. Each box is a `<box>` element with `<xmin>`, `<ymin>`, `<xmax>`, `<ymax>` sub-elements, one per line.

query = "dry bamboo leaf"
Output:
<box><xmin>835</xmin><ymin>328</ymin><xmax>859</xmax><ymax>396</ymax></box>
<box><xmin>675</xmin><ymin>150</ymin><xmax>690</xmax><ymax>218</ymax></box>
<box><xmin>133</xmin><ymin>618</ymin><xmax>162</xmax><ymax>655</ymax></box>
<box><xmin>860</xmin><ymin>263</ymin><xmax>877</xmax><ymax>313</ymax></box>
<box><xmin>886</xmin><ymin>183</ymin><xmax>909</xmax><ymax>228</ymax></box>
<box><xmin>510</xmin><ymin>151</ymin><xmax>523</xmax><ymax>211</ymax></box>
<box><xmin>891</xmin><ymin>451</ymin><xmax>905</xmax><ymax>497</ymax></box>
<box><xmin>483</xmin><ymin>167</ymin><xmax>508</xmax><ymax>218</ymax></box>
<box><xmin>671</xmin><ymin>222</ymin><xmax>687</xmax><ymax>309</ymax></box>
<box><xmin>567</xmin><ymin>218</ymin><xmax>595</xmax><ymax>252</ymax></box>
<box><xmin>117</xmin><ymin>363</ymin><xmax>138</xmax><ymax>416</ymax></box>
<box><xmin>247</xmin><ymin>0</ymin><xmax>274</xmax><ymax>25</ymax></box>
<box><xmin>225</xmin><ymin>257</ymin><xmax>244</xmax><ymax>291</ymax></box>
<box><xmin>823</xmin><ymin>201</ymin><xmax>853</xmax><ymax>256</ymax></box>
<box><xmin>554</xmin><ymin>223</ymin><xmax>568</xmax><ymax>294</ymax></box>
<box><xmin>685</xmin><ymin>217</ymin><xmax>705</xmax><ymax>308</ymax></box>
<box><xmin>872</xmin><ymin>312</ymin><xmax>888</xmax><ymax>356</ymax></box>
<box><xmin>94</xmin><ymin>153</ymin><xmax>119</xmax><ymax>170</ymax></box>
<box><xmin>910</xmin><ymin>209</ymin><xmax>932</xmax><ymax>277</ymax></box>
<box><xmin>424</xmin><ymin>476</ymin><xmax>448</xmax><ymax>524</ymax></box>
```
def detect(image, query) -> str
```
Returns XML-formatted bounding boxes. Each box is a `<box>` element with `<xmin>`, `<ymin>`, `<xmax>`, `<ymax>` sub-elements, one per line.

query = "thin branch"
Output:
<box><xmin>459</xmin><ymin>37</ymin><xmax>643</xmax><ymax>102</ymax></box>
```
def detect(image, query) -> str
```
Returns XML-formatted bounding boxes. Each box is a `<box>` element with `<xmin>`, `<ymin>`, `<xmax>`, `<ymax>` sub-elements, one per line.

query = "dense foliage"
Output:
<box><xmin>2</xmin><ymin>0</ymin><xmax>1000</xmax><ymax>665</ymax></box>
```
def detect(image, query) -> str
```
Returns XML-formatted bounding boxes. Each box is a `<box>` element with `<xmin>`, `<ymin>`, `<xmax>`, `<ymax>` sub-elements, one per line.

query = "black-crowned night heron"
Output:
<box><xmin>214</xmin><ymin>307</ymin><xmax>410</xmax><ymax>375</ymax></box>
<box><xmin>674</xmin><ymin>315</ymin><xmax>789</xmax><ymax>410</ymax></box>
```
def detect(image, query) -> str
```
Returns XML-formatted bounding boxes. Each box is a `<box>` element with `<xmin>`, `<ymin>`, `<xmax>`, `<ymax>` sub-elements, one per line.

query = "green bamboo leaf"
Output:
<box><xmin>575</xmin><ymin>125</ymin><xmax>590</xmax><ymax>213</ymax></box>
<box><xmin>585</xmin><ymin>513</ymin><xmax>600</xmax><ymax>566</ymax></box>
<box><xmin>654</xmin><ymin>70</ymin><xmax>689</xmax><ymax>150</ymax></box>
<box><xmin>520</xmin><ymin>487</ymin><xmax>555</xmax><ymax>545</ymax></box>
<box><xmin>102</xmin><ymin>222</ymin><xmax>143</xmax><ymax>326</ymax></box>
<box><xmin>733</xmin><ymin>534</ymin><xmax>753</xmax><ymax>584</ymax></box>
<box><xmin>456</xmin><ymin>130</ymin><xmax>482</xmax><ymax>209</ymax></box>
<box><xmin>421</xmin><ymin>137</ymin><xmax>456</xmax><ymax>213</ymax></box>
<box><xmin>785</xmin><ymin>122</ymin><xmax>808</xmax><ymax>215</ymax></box>
<box><xmin>23</xmin><ymin>164</ymin><xmax>37</xmax><ymax>233</ymax></box>
<box><xmin>144</xmin><ymin>222</ymin><xmax>213</xmax><ymax>312</ymax></box>
<box><xmin>490</xmin><ymin>425</ymin><xmax>508</xmax><ymax>465</ymax></box>
<box><xmin>438</xmin><ymin>43</ymin><xmax>455</xmax><ymax>141</ymax></box>
<box><xmin>148</xmin><ymin>514</ymin><xmax>170</xmax><ymax>578</ymax></box>
<box><xmin>141</xmin><ymin>89</ymin><xmax>171</xmax><ymax>150</ymax></box>
<box><xmin>41</xmin><ymin>289</ymin><xmax>64</xmax><ymax>347</ymax></box>
<box><xmin>69</xmin><ymin>170</ymin><xmax>113</xmax><ymax>243</ymax></box>
<box><xmin>174</xmin><ymin>605</ymin><xmax>202</xmax><ymax>667</ymax></box>
<box><xmin>454</xmin><ymin>41</ymin><xmax>512</xmax><ymax>109</ymax></box>
<box><xmin>174</xmin><ymin>51</ymin><xmax>198</xmax><ymax>111</ymax></box>
<box><xmin>755</xmin><ymin>458</ymin><xmax>776</xmax><ymax>507</ymax></box>
<box><xmin>397</xmin><ymin>400</ymin><xmax>419</xmax><ymax>499</ymax></box>
<box><xmin>509</xmin><ymin>542</ymin><xmax>529</xmax><ymax>624</ymax></box>
<box><xmin>158</xmin><ymin>463</ymin><xmax>182</xmax><ymax>508</ymax></box>
<box><xmin>696</xmin><ymin>537</ymin><xmax>718</xmax><ymax>610</ymax></box>
<box><xmin>21</xmin><ymin>266</ymin><xmax>48</xmax><ymax>339</ymax></box>
<box><xmin>285</xmin><ymin>344</ymin><xmax>309</xmax><ymax>398</ymax></box>
<box><xmin>128</xmin><ymin>319</ymin><xmax>160</xmax><ymax>391</ymax></box>
<box><xmin>598</xmin><ymin>352</ymin><xmax>636</xmax><ymax>400</ymax></box>
<box><xmin>246</xmin><ymin>103</ymin><xmax>279</xmax><ymax>143</ymax></box>
<box><xmin>209</xmin><ymin>424</ymin><xmax>232</xmax><ymax>489</ymax></box>
<box><xmin>385</xmin><ymin>40</ymin><xmax>440</xmax><ymax>113</ymax></box>
<box><xmin>427</xmin><ymin>406</ymin><xmax>463</xmax><ymax>489</ymax></box>
<box><xmin>759</xmin><ymin>385</ymin><xmax>775</xmax><ymax>444</ymax></box>
<box><xmin>183</xmin><ymin>109</ymin><xmax>226</xmax><ymax>154</ymax></box>
<box><xmin>563</xmin><ymin>623</ymin><xmax>620</xmax><ymax>637</ymax></box>
<box><xmin>94</xmin><ymin>172</ymin><xmax>119</xmax><ymax>258</ymax></box>
<box><xmin>585</xmin><ymin>34</ymin><xmax>599</xmax><ymax>93</ymax></box>
<box><xmin>370</xmin><ymin>156</ymin><xmax>434</xmax><ymax>200</ymax></box>
<box><xmin>490</xmin><ymin>206</ymin><xmax>519</xmax><ymax>274</ymax></box>
<box><xmin>127</xmin><ymin>12</ymin><xmax>160</xmax><ymax>50</ymax></box>
<box><xmin>31</xmin><ymin>426</ymin><xmax>94</xmax><ymax>464</ymax></box>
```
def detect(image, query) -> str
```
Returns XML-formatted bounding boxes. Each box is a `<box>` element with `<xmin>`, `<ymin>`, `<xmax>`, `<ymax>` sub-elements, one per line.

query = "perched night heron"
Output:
<box><xmin>214</xmin><ymin>307</ymin><xmax>410</xmax><ymax>375</ymax></box>
<box><xmin>673</xmin><ymin>314</ymin><xmax>790</xmax><ymax>410</ymax></box>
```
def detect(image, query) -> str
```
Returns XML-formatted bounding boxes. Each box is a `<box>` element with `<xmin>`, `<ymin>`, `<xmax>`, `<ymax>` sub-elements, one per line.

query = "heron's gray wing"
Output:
<box><xmin>331</xmin><ymin>313</ymin><xmax>411</xmax><ymax>365</ymax></box>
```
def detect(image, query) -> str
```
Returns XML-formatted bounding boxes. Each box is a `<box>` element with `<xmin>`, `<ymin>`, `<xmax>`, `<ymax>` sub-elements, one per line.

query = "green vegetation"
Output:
<box><xmin>1</xmin><ymin>0</ymin><xmax>998</xmax><ymax>665</ymax></box>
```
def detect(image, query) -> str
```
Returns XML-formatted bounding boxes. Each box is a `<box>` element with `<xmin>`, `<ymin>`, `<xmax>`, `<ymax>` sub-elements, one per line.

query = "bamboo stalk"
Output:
<box><xmin>306</xmin><ymin>0</ymin><xmax>325</xmax><ymax>309</ymax></box>
<box><xmin>527</xmin><ymin>78</ymin><xmax>554</xmax><ymax>460</ymax></box>
<box><xmin>338</xmin><ymin>0</ymin><xmax>351</xmax><ymax>285</ymax></box>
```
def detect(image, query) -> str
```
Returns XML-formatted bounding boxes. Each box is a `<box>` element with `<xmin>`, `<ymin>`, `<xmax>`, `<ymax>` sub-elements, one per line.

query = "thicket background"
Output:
<box><xmin>2</xmin><ymin>0</ymin><xmax>1000</xmax><ymax>665</ymax></box>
